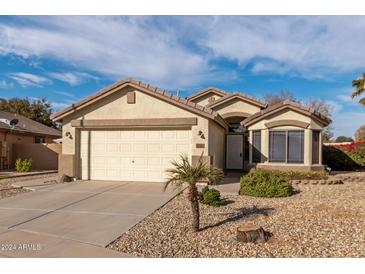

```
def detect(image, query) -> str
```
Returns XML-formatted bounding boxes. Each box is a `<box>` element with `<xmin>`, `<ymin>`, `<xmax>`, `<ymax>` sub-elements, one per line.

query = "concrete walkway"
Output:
<box><xmin>211</xmin><ymin>172</ymin><xmax>242</xmax><ymax>195</ymax></box>
<box><xmin>0</xmin><ymin>180</ymin><xmax>179</xmax><ymax>258</ymax></box>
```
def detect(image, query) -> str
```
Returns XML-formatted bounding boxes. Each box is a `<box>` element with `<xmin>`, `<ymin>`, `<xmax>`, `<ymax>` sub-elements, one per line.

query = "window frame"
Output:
<box><xmin>269</xmin><ymin>129</ymin><xmax>305</xmax><ymax>164</ymax></box>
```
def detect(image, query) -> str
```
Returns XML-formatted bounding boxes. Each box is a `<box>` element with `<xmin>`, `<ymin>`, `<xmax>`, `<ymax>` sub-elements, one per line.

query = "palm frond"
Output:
<box><xmin>359</xmin><ymin>97</ymin><xmax>365</xmax><ymax>106</ymax></box>
<box><xmin>163</xmin><ymin>153</ymin><xmax>224</xmax><ymax>191</ymax></box>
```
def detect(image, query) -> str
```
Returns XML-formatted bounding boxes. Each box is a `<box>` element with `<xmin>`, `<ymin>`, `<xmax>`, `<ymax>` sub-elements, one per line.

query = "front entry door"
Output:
<box><xmin>226</xmin><ymin>134</ymin><xmax>244</xmax><ymax>169</ymax></box>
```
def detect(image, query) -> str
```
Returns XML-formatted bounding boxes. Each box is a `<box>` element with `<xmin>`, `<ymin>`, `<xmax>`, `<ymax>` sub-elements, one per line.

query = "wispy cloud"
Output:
<box><xmin>51</xmin><ymin>102</ymin><xmax>70</xmax><ymax>109</ymax></box>
<box><xmin>9</xmin><ymin>72</ymin><xmax>51</xmax><ymax>87</ymax></box>
<box><xmin>53</xmin><ymin>90</ymin><xmax>78</xmax><ymax>99</ymax></box>
<box><xmin>48</xmin><ymin>71</ymin><xmax>98</xmax><ymax>86</ymax></box>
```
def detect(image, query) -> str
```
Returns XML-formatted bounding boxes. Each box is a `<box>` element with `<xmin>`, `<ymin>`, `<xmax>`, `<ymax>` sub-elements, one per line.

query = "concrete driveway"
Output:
<box><xmin>0</xmin><ymin>180</ymin><xmax>179</xmax><ymax>257</ymax></box>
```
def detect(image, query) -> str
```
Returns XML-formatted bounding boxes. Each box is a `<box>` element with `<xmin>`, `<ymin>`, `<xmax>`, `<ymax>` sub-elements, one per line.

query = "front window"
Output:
<box><xmin>269</xmin><ymin>130</ymin><xmax>304</xmax><ymax>163</ymax></box>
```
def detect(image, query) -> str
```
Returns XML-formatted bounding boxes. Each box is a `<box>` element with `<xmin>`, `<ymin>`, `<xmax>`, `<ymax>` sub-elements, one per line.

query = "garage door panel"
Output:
<box><xmin>133</xmin><ymin>143</ymin><xmax>146</xmax><ymax>153</ymax></box>
<box><xmin>81</xmin><ymin>129</ymin><xmax>191</xmax><ymax>182</ymax></box>
<box><xmin>147</xmin><ymin>143</ymin><xmax>160</xmax><ymax>152</ymax></box>
<box><xmin>106</xmin><ymin>143</ymin><xmax>119</xmax><ymax>152</ymax></box>
<box><xmin>162</xmin><ymin>131</ymin><xmax>175</xmax><ymax>139</ymax></box>
<box><xmin>161</xmin><ymin>144</ymin><xmax>175</xmax><ymax>153</ymax></box>
<box><xmin>106</xmin><ymin>157</ymin><xmax>120</xmax><ymax>167</ymax></box>
<box><xmin>120</xmin><ymin>143</ymin><xmax>131</xmax><ymax>153</ymax></box>
<box><xmin>147</xmin><ymin>157</ymin><xmax>161</xmax><ymax>166</ymax></box>
<box><xmin>105</xmin><ymin>131</ymin><xmax>120</xmax><ymax>139</ymax></box>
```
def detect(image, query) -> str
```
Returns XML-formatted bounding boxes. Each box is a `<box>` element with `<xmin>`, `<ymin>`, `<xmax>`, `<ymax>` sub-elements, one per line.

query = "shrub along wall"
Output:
<box><xmin>323</xmin><ymin>142</ymin><xmax>365</xmax><ymax>170</ymax></box>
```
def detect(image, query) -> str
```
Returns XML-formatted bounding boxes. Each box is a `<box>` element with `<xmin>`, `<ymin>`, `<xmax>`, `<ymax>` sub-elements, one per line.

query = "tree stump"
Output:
<box><xmin>237</xmin><ymin>223</ymin><xmax>269</xmax><ymax>243</ymax></box>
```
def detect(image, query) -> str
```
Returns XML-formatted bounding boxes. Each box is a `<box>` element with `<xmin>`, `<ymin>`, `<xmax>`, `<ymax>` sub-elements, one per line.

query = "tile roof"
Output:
<box><xmin>241</xmin><ymin>100</ymin><xmax>332</xmax><ymax>127</ymax></box>
<box><xmin>206</xmin><ymin>92</ymin><xmax>267</xmax><ymax>109</ymax></box>
<box><xmin>186</xmin><ymin>87</ymin><xmax>227</xmax><ymax>101</ymax></box>
<box><xmin>0</xmin><ymin>110</ymin><xmax>61</xmax><ymax>137</ymax></box>
<box><xmin>51</xmin><ymin>78</ymin><xmax>228</xmax><ymax>129</ymax></box>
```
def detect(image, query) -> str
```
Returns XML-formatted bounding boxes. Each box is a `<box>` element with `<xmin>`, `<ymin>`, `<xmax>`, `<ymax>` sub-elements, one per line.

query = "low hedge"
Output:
<box><xmin>239</xmin><ymin>169</ymin><xmax>293</xmax><ymax>198</ymax></box>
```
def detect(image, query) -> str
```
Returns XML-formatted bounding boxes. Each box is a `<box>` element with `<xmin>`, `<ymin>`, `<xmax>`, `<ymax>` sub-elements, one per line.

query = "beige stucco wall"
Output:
<box><xmin>61</xmin><ymin>86</ymin><xmax>225</xmax><ymax>177</ymax></box>
<box><xmin>212</xmin><ymin>98</ymin><xmax>262</xmax><ymax>117</ymax></box>
<box><xmin>189</xmin><ymin>93</ymin><xmax>224</xmax><ymax>107</ymax></box>
<box><xmin>247</xmin><ymin>109</ymin><xmax>324</xmax><ymax>170</ymax></box>
<box><xmin>208</xmin><ymin>120</ymin><xmax>226</xmax><ymax>169</ymax></box>
<box><xmin>0</xmin><ymin>132</ymin><xmax>34</xmax><ymax>168</ymax></box>
<box><xmin>0</xmin><ymin>132</ymin><xmax>57</xmax><ymax>169</ymax></box>
<box><xmin>12</xmin><ymin>143</ymin><xmax>61</xmax><ymax>170</ymax></box>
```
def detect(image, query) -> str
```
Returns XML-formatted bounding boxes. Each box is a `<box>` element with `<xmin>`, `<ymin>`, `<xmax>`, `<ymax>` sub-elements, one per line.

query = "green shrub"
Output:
<box><xmin>199</xmin><ymin>186</ymin><xmax>223</xmax><ymax>206</ymax></box>
<box><xmin>274</xmin><ymin>170</ymin><xmax>328</xmax><ymax>180</ymax></box>
<box><xmin>15</xmin><ymin>158</ymin><xmax>33</xmax><ymax>172</ymax></box>
<box><xmin>239</xmin><ymin>169</ymin><xmax>293</xmax><ymax>198</ymax></box>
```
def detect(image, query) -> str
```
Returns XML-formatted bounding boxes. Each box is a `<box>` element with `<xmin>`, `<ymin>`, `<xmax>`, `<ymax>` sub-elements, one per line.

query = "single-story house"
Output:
<box><xmin>51</xmin><ymin>78</ymin><xmax>331</xmax><ymax>182</ymax></box>
<box><xmin>0</xmin><ymin>110</ymin><xmax>62</xmax><ymax>169</ymax></box>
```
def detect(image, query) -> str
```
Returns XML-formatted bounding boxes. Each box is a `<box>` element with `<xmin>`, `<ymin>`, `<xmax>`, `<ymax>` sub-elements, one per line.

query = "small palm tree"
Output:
<box><xmin>352</xmin><ymin>73</ymin><xmax>365</xmax><ymax>106</ymax></box>
<box><xmin>164</xmin><ymin>154</ymin><xmax>224</xmax><ymax>232</ymax></box>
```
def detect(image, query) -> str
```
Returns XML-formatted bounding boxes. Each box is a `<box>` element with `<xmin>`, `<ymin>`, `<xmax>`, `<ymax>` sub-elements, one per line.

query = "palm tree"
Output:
<box><xmin>352</xmin><ymin>73</ymin><xmax>365</xmax><ymax>106</ymax></box>
<box><xmin>164</xmin><ymin>154</ymin><xmax>224</xmax><ymax>232</ymax></box>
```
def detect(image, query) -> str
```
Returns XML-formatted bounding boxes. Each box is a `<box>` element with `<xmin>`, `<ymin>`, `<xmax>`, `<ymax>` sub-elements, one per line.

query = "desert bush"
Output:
<box><xmin>15</xmin><ymin>158</ymin><xmax>33</xmax><ymax>172</ymax></box>
<box><xmin>199</xmin><ymin>186</ymin><xmax>223</xmax><ymax>206</ymax></box>
<box><xmin>239</xmin><ymin>169</ymin><xmax>293</xmax><ymax>198</ymax></box>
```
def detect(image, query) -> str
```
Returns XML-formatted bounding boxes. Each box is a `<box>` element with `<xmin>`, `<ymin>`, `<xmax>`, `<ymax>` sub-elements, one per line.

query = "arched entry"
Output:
<box><xmin>222</xmin><ymin>112</ymin><xmax>250</xmax><ymax>170</ymax></box>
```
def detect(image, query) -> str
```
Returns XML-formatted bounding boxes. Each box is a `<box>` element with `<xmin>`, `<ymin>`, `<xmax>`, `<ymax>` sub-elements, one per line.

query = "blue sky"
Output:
<box><xmin>0</xmin><ymin>16</ymin><xmax>364</xmax><ymax>137</ymax></box>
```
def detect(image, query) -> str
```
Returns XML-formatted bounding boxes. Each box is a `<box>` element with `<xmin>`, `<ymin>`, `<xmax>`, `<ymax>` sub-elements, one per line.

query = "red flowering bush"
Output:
<box><xmin>323</xmin><ymin>142</ymin><xmax>365</xmax><ymax>170</ymax></box>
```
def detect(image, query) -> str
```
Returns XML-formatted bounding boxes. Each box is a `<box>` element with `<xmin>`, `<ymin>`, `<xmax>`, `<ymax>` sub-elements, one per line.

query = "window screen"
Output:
<box><xmin>312</xmin><ymin>130</ymin><xmax>320</xmax><ymax>164</ymax></box>
<box><xmin>287</xmin><ymin>131</ymin><xmax>304</xmax><ymax>163</ymax></box>
<box><xmin>269</xmin><ymin>131</ymin><xmax>286</xmax><ymax>162</ymax></box>
<box><xmin>252</xmin><ymin>130</ymin><xmax>261</xmax><ymax>163</ymax></box>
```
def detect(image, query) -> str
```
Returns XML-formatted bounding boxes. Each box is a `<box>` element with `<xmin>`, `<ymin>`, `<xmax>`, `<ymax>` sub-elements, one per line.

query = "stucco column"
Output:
<box><xmin>261</xmin><ymin>129</ymin><xmax>269</xmax><ymax>163</ymax></box>
<box><xmin>304</xmin><ymin>129</ymin><xmax>311</xmax><ymax>165</ymax></box>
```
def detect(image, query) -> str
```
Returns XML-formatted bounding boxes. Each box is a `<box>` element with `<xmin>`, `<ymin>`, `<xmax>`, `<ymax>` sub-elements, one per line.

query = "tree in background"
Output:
<box><xmin>0</xmin><ymin>97</ymin><xmax>57</xmax><ymax>128</ymax></box>
<box><xmin>355</xmin><ymin>125</ymin><xmax>365</xmax><ymax>142</ymax></box>
<box><xmin>335</xmin><ymin>136</ymin><xmax>354</xmax><ymax>143</ymax></box>
<box><xmin>263</xmin><ymin>90</ymin><xmax>297</xmax><ymax>106</ymax></box>
<box><xmin>352</xmin><ymin>73</ymin><xmax>365</xmax><ymax>106</ymax></box>
<box><xmin>263</xmin><ymin>91</ymin><xmax>334</xmax><ymax>141</ymax></box>
<box><xmin>303</xmin><ymin>98</ymin><xmax>333</xmax><ymax>142</ymax></box>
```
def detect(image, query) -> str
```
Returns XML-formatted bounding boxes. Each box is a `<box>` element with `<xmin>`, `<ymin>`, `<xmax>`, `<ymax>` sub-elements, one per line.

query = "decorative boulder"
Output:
<box><xmin>59</xmin><ymin>174</ymin><xmax>73</xmax><ymax>183</ymax></box>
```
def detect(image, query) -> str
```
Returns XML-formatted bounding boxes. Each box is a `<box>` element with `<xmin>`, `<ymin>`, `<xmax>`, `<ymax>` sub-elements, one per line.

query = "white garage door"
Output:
<box><xmin>79</xmin><ymin>129</ymin><xmax>191</xmax><ymax>182</ymax></box>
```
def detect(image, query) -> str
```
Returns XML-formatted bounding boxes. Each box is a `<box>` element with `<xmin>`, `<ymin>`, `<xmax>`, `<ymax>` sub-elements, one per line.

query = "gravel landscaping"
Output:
<box><xmin>108</xmin><ymin>172</ymin><xmax>365</xmax><ymax>258</ymax></box>
<box><xmin>0</xmin><ymin>180</ymin><xmax>29</xmax><ymax>199</ymax></box>
<box><xmin>0</xmin><ymin>173</ymin><xmax>59</xmax><ymax>199</ymax></box>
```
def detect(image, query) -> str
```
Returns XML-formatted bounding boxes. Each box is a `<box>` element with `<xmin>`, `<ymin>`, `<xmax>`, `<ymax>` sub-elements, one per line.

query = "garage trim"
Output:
<box><xmin>71</xmin><ymin>117</ymin><xmax>198</xmax><ymax>128</ymax></box>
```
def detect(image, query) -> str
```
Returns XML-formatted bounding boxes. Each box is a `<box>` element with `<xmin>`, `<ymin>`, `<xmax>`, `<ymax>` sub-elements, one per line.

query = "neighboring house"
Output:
<box><xmin>0</xmin><ymin>110</ymin><xmax>62</xmax><ymax>169</ymax></box>
<box><xmin>51</xmin><ymin>78</ymin><xmax>331</xmax><ymax>182</ymax></box>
